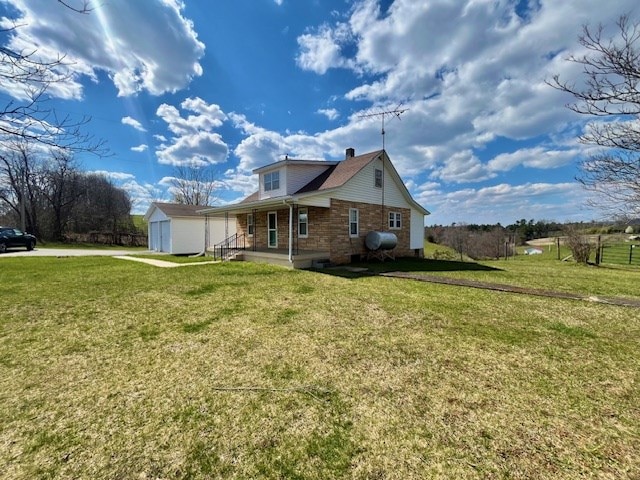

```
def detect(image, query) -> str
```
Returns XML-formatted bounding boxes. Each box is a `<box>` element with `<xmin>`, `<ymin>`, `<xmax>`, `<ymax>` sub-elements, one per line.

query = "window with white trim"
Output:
<box><xmin>389</xmin><ymin>212</ymin><xmax>402</xmax><ymax>229</ymax></box>
<box><xmin>247</xmin><ymin>213</ymin><xmax>254</xmax><ymax>236</ymax></box>
<box><xmin>374</xmin><ymin>168</ymin><xmax>383</xmax><ymax>188</ymax></box>
<box><xmin>349</xmin><ymin>208</ymin><xmax>359</xmax><ymax>237</ymax></box>
<box><xmin>298</xmin><ymin>208</ymin><xmax>308</xmax><ymax>238</ymax></box>
<box><xmin>264</xmin><ymin>170</ymin><xmax>280</xmax><ymax>191</ymax></box>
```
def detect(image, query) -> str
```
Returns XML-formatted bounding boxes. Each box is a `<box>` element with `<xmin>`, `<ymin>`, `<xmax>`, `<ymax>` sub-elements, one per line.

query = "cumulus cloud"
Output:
<box><xmin>131</xmin><ymin>144</ymin><xmax>148</xmax><ymax>152</ymax></box>
<box><xmin>155</xmin><ymin>97</ymin><xmax>229</xmax><ymax>167</ymax></box>
<box><xmin>1</xmin><ymin>0</ymin><xmax>205</xmax><ymax>99</ymax></box>
<box><xmin>317</xmin><ymin>108</ymin><xmax>340</xmax><ymax>120</ymax></box>
<box><xmin>122</xmin><ymin>116</ymin><xmax>146</xmax><ymax>132</ymax></box>
<box><xmin>422</xmin><ymin>182</ymin><xmax>591</xmax><ymax>225</ymax></box>
<box><xmin>296</xmin><ymin>23</ymin><xmax>353</xmax><ymax>74</ymax></box>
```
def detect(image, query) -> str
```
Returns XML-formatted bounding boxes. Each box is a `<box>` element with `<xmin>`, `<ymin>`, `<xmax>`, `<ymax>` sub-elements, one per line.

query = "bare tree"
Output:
<box><xmin>563</xmin><ymin>226</ymin><xmax>594</xmax><ymax>264</ymax></box>
<box><xmin>40</xmin><ymin>152</ymin><xmax>83</xmax><ymax>240</ymax></box>
<box><xmin>0</xmin><ymin>2</ymin><xmax>107</xmax><ymax>155</ymax></box>
<box><xmin>549</xmin><ymin>14</ymin><xmax>640</xmax><ymax>217</ymax></box>
<box><xmin>0</xmin><ymin>141</ymin><xmax>46</xmax><ymax>236</ymax></box>
<box><xmin>169</xmin><ymin>165</ymin><xmax>218</xmax><ymax>206</ymax></box>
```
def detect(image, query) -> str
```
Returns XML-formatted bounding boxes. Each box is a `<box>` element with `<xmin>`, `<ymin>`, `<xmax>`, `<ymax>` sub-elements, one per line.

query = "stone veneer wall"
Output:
<box><xmin>329</xmin><ymin>199</ymin><xmax>412</xmax><ymax>264</ymax></box>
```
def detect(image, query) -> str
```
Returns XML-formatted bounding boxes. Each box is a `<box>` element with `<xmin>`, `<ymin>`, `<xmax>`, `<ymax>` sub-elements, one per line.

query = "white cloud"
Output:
<box><xmin>155</xmin><ymin>97</ymin><xmax>229</xmax><ymax>167</ymax></box>
<box><xmin>1</xmin><ymin>0</ymin><xmax>205</xmax><ymax>99</ymax></box>
<box><xmin>122</xmin><ymin>116</ymin><xmax>146</xmax><ymax>132</ymax></box>
<box><xmin>422</xmin><ymin>181</ymin><xmax>592</xmax><ymax>225</ymax></box>
<box><xmin>488</xmin><ymin>147</ymin><xmax>580</xmax><ymax>172</ymax></box>
<box><xmin>157</xmin><ymin>131</ymin><xmax>228</xmax><ymax>167</ymax></box>
<box><xmin>317</xmin><ymin>108</ymin><xmax>340</xmax><ymax>120</ymax></box>
<box><xmin>296</xmin><ymin>23</ymin><xmax>353</xmax><ymax>74</ymax></box>
<box><xmin>131</xmin><ymin>144</ymin><xmax>148</xmax><ymax>152</ymax></box>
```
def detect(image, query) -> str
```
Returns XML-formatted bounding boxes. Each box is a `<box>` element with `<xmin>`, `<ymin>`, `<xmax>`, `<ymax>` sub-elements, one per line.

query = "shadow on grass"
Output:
<box><xmin>311</xmin><ymin>257</ymin><xmax>502</xmax><ymax>279</ymax></box>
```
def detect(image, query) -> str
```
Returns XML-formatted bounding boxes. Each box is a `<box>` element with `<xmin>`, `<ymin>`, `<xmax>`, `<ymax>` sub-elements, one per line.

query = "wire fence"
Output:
<box><xmin>600</xmin><ymin>243</ymin><xmax>640</xmax><ymax>266</ymax></box>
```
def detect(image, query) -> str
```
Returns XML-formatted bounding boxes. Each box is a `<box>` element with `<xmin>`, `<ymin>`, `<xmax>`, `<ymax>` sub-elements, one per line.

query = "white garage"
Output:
<box><xmin>144</xmin><ymin>202</ymin><xmax>236</xmax><ymax>255</ymax></box>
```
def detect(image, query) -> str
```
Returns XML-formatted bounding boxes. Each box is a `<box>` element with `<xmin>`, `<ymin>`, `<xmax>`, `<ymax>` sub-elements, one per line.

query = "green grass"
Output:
<box><xmin>357</xmin><ymin>244</ymin><xmax>640</xmax><ymax>299</ymax></box>
<box><xmin>0</xmin><ymin>256</ymin><xmax>639</xmax><ymax>479</ymax></box>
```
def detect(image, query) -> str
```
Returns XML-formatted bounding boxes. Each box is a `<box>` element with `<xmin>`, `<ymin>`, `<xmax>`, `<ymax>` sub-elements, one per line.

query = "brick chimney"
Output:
<box><xmin>345</xmin><ymin>147</ymin><xmax>355</xmax><ymax>159</ymax></box>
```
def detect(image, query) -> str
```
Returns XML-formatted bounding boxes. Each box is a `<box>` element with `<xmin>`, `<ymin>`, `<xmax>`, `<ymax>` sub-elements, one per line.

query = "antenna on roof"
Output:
<box><xmin>358</xmin><ymin>104</ymin><xmax>408</xmax><ymax>230</ymax></box>
<box><xmin>358</xmin><ymin>103</ymin><xmax>408</xmax><ymax>152</ymax></box>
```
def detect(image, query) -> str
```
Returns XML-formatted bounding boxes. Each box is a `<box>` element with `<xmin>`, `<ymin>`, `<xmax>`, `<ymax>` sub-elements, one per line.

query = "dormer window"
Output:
<box><xmin>264</xmin><ymin>170</ymin><xmax>280</xmax><ymax>191</ymax></box>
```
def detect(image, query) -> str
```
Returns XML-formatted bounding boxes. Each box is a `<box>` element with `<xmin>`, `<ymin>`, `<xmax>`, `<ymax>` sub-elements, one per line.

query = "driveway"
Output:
<box><xmin>0</xmin><ymin>248</ymin><xmax>151</xmax><ymax>257</ymax></box>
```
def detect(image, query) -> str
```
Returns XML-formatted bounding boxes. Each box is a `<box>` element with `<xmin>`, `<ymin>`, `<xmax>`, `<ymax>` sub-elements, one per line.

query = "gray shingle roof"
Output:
<box><xmin>152</xmin><ymin>202</ymin><xmax>207</xmax><ymax>217</ymax></box>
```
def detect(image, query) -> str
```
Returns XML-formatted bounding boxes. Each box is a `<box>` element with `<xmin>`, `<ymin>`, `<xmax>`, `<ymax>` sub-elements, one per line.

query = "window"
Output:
<box><xmin>374</xmin><ymin>168</ymin><xmax>383</xmax><ymax>188</ymax></box>
<box><xmin>298</xmin><ymin>208</ymin><xmax>308</xmax><ymax>238</ymax></box>
<box><xmin>349</xmin><ymin>208</ymin><xmax>359</xmax><ymax>237</ymax></box>
<box><xmin>264</xmin><ymin>170</ymin><xmax>280</xmax><ymax>191</ymax></box>
<box><xmin>247</xmin><ymin>213</ymin><xmax>254</xmax><ymax>236</ymax></box>
<box><xmin>389</xmin><ymin>212</ymin><xmax>402</xmax><ymax>229</ymax></box>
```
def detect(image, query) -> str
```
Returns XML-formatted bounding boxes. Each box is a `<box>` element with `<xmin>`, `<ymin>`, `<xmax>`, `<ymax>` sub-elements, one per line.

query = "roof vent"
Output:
<box><xmin>345</xmin><ymin>147</ymin><xmax>355</xmax><ymax>159</ymax></box>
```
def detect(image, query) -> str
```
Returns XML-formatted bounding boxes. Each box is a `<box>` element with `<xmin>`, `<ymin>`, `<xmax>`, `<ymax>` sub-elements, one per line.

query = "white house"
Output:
<box><xmin>144</xmin><ymin>202</ymin><xmax>236</xmax><ymax>255</ymax></box>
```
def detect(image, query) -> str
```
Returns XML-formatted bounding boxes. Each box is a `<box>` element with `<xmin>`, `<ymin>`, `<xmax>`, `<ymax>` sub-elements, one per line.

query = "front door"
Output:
<box><xmin>267</xmin><ymin>211</ymin><xmax>277</xmax><ymax>248</ymax></box>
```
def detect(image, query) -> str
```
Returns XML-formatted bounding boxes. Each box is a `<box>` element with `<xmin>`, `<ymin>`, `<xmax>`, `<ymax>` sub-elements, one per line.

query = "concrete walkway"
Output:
<box><xmin>114</xmin><ymin>256</ymin><xmax>220</xmax><ymax>268</ymax></box>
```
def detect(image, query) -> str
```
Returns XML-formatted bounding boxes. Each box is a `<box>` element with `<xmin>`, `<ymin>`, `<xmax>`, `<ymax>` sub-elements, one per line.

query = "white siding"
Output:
<box><xmin>410</xmin><ymin>209</ymin><xmax>425</xmax><ymax>250</ymax></box>
<box><xmin>259</xmin><ymin>168</ymin><xmax>285</xmax><ymax>200</ymax></box>
<box><xmin>147</xmin><ymin>207</ymin><xmax>169</xmax><ymax>223</ymax></box>
<box><xmin>286</xmin><ymin>164</ymin><xmax>332</xmax><ymax>194</ymax></box>
<box><xmin>332</xmin><ymin>158</ymin><xmax>409</xmax><ymax>209</ymax></box>
<box><xmin>331</xmin><ymin>158</ymin><xmax>383</xmax><ymax>204</ymax></box>
<box><xmin>170</xmin><ymin>218</ymin><xmax>204</xmax><ymax>254</ymax></box>
<box><xmin>207</xmin><ymin>216</ymin><xmax>237</xmax><ymax>246</ymax></box>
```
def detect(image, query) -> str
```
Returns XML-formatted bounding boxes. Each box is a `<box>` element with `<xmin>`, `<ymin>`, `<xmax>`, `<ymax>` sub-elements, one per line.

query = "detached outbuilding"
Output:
<box><xmin>144</xmin><ymin>202</ymin><xmax>236</xmax><ymax>255</ymax></box>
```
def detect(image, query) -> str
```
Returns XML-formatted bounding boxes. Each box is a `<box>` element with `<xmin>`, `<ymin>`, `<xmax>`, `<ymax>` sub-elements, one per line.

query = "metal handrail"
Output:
<box><xmin>213</xmin><ymin>233</ymin><xmax>246</xmax><ymax>260</ymax></box>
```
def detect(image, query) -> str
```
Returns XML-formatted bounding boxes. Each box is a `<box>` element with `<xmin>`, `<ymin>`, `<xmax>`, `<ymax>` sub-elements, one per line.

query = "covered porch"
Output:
<box><xmin>199</xmin><ymin>197</ymin><xmax>331</xmax><ymax>269</ymax></box>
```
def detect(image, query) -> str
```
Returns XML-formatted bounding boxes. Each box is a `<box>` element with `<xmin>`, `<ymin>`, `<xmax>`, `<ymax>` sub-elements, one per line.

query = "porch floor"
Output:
<box><xmin>231</xmin><ymin>248</ymin><xmax>330</xmax><ymax>269</ymax></box>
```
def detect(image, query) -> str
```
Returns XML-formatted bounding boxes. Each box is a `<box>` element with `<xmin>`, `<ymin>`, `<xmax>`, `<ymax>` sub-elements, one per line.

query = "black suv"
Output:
<box><xmin>0</xmin><ymin>227</ymin><xmax>37</xmax><ymax>253</ymax></box>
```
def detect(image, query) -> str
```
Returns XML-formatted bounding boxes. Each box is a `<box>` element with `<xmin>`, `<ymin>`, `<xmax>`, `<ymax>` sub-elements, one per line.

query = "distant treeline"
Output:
<box><xmin>0</xmin><ymin>146</ymin><xmax>137</xmax><ymax>243</ymax></box>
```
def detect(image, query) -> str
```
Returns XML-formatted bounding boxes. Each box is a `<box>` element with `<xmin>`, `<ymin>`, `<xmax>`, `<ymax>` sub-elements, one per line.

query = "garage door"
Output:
<box><xmin>160</xmin><ymin>220</ymin><xmax>170</xmax><ymax>252</ymax></box>
<box><xmin>149</xmin><ymin>222</ymin><xmax>159</xmax><ymax>251</ymax></box>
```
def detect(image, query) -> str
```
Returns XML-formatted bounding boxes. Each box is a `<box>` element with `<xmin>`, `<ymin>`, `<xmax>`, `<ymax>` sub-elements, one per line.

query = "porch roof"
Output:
<box><xmin>198</xmin><ymin>197</ymin><xmax>291</xmax><ymax>216</ymax></box>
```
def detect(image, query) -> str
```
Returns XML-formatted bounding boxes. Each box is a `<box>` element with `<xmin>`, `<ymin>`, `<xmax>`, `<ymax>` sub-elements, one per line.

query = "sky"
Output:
<box><xmin>0</xmin><ymin>0</ymin><xmax>637</xmax><ymax>225</ymax></box>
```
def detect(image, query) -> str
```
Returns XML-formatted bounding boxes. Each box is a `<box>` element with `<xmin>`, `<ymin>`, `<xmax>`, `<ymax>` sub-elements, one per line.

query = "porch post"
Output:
<box><xmin>204</xmin><ymin>214</ymin><xmax>209</xmax><ymax>252</ymax></box>
<box><xmin>288</xmin><ymin>203</ymin><xmax>293</xmax><ymax>263</ymax></box>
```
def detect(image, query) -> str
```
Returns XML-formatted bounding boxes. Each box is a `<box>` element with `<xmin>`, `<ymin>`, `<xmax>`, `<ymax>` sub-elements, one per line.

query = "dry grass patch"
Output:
<box><xmin>0</xmin><ymin>257</ymin><xmax>639</xmax><ymax>479</ymax></box>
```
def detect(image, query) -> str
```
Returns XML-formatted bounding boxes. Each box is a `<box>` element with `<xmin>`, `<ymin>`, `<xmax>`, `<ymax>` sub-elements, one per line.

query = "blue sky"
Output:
<box><xmin>1</xmin><ymin>0</ymin><xmax>637</xmax><ymax>225</ymax></box>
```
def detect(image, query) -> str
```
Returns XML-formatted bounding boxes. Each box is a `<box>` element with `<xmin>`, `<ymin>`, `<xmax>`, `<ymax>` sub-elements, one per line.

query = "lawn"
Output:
<box><xmin>1</xmin><ymin>255</ymin><xmax>639</xmax><ymax>479</ymax></box>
